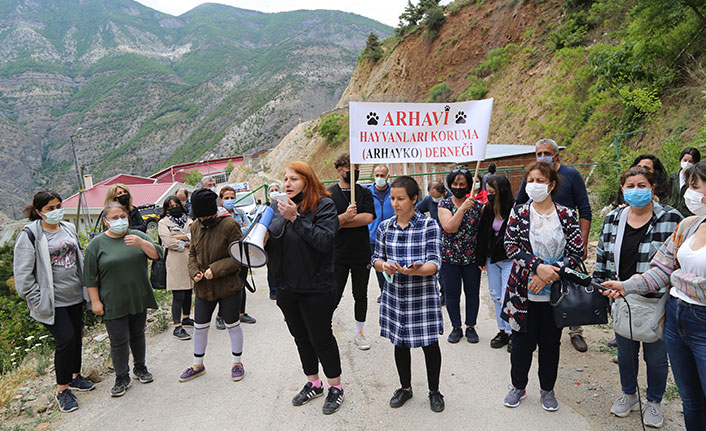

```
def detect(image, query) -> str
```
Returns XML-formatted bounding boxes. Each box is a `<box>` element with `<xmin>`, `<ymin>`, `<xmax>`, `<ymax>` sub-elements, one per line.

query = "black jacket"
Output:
<box><xmin>129</xmin><ymin>207</ymin><xmax>147</xmax><ymax>232</ymax></box>
<box><xmin>476</xmin><ymin>206</ymin><xmax>509</xmax><ymax>264</ymax></box>
<box><xmin>265</xmin><ymin>196</ymin><xmax>339</xmax><ymax>293</ymax></box>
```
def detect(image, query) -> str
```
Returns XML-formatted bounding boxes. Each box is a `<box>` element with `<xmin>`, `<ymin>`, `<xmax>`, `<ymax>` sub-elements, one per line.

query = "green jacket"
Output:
<box><xmin>664</xmin><ymin>171</ymin><xmax>692</xmax><ymax>217</ymax></box>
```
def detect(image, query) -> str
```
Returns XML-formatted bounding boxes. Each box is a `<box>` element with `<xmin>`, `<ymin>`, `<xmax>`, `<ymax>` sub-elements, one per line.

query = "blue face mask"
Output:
<box><xmin>623</xmin><ymin>188</ymin><xmax>653</xmax><ymax>208</ymax></box>
<box><xmin>223</xmin><ymin>199</ymin><xmax>236</xmax><ymax>210</ymax></box>
<box><xmin>537</xmin><ymin>156</ymin><xmax>554</xmax><ymax>164</ymax></box>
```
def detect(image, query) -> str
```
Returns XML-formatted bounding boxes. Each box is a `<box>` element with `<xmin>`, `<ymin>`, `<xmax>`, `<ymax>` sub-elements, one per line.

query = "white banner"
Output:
<box><xmin>349</xmin><ymin>99</ymin><xmax>493</xmax><ymax>164</ymax></box>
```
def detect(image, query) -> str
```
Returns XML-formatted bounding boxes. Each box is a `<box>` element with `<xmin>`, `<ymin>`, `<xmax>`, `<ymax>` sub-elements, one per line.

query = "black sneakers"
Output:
<box><xmin>56</xmin><ymin>388</ymin><xmax>78</xmax><ymax>412</ymax></box>
<box><xmin>133</xmin><ymin>365</ymin><xmax>154</xmax><ymax>383</ymax></box>
<box><xmin>181</xmin><ymin>317</ymin><xmax>194</xmax><ymax>327</ymax></box>
<box><xmin>240</xmin><ymin>313</ymin><xmax>256</xmax><ymax>324</ymax></box>
<box><xmin>390</xmin><ymin>388</ymin><xmax>413</xmax><ymax>408</ymax></box>
<box><xmin>322</xmin><ymin>386</ymin><xmax>344</xmax><ymax>415</ymax></box>
<box><xmin>465</xmin><ymin>327</ymin><xmax>479</xmax><ymax>344</ymax></box>
<box><xmin>173</xmin><ymin>326</ymin><xmax>191</xmax><ymax>340</ymax></box>
<box><xmin>69</xmin><ymin>374</ymin><xmax>95</xmax><ymax>392</ymax></box>
<box><xmin>490</xmin><ymin>331</ymin><xmax>510</xmax><ymax>348</ymax></box>
<box><xmin>110</xmin><ymin>376</ymin><xmax>131</xmax><ymax>398</ymax></box>
<box><xmin>292</xmin><ymin>382</ymin><xmax>324</xmax><ymax>406</ymax></box>
<box><xmin>429</xmin><ymin>391</ymin><xmax>445</xmax><ymax>412</ymax></box>
<box><xmin>215</xmin><ymin>317</ymin><xmax>226</xmax><ymax>330</ymax></box>
<box><xmin>447</xmin><ymin>327</ymin><xmax>463</xmax><ymax>343</ymax></box>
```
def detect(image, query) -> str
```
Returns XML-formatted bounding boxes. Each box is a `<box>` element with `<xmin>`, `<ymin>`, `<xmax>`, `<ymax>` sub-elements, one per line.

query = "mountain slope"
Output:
<box><xmin>0</xmin><ymin>0</ymin><xmax>391</xmax><ymax>214</ymax></box>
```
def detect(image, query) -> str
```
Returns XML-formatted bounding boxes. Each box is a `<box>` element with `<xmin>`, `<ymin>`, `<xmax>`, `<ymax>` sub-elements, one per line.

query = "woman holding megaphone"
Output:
<box><xmin>265</xmin><ymin>161</ymin><xmax>344</xmax><ymax>415</ymax></box>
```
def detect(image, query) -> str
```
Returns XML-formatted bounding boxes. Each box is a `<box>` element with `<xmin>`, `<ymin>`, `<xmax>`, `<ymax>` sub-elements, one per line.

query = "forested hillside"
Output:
<box><xmin>0</xmin><ymin>0</ymin><xmax>391</xmax><ymax>215</ymax></box>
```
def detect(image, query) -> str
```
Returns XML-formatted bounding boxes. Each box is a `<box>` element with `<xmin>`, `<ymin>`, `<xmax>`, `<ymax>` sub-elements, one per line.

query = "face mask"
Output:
<box><xmin>374</xmin><ymin>177</ymin><xmax>387</xmax><ymax>188</ymax></box>
<box><xmin>431</xmin><ymin>196</ymin><xmax>442</xmax><ymax>203</ymax></box>
<box><xmin>684</xmin><ymin>188</ymin><xmax>706</xmax><ymax>216</ymax></box>
<box><xmin>450</xmin><ymin>187</ymin><xmax>468</xmax><ymax>199</ymax></box>
<box><xmin>623</xmin><ymin>188</ymin><xmax>652</xmax><ymax>208</ymax></box>
<box><xmin>107</xmin><ymin>218</ymin><xmax>129</xmax><ymax>235</ymax></box>
<box><xmin>681</xmin><ymin>161</ymin><xmax>693</xmax><ymax>171</ymax></box>
<box><xmin>116</xmin><ymin>194</ymin><xmax>130</xmax><ymax>206</ymax></box>
<box><xmin>40</xmin><ymin>208</ymin><xmax>65</xmax><ymax>225</ymax></box>
<box><xmin>201</xmin><ymin>217</ymin><xmax>217</xmax><ymax>227</ymax></box>
<box><xmin>343</xmin><ymin>169</ymin><xmax>360</xmax><ymax>184</ymax></box>
<box><xmin>291</xmin><ymin>192</ymin><xmax>304</xmax><ymax>204</ymax></box>
<box><xmin>537</xmin><ymin>156</ymin><xmax>554</xmax><ymax>165</ymax></box>
<box><xmin>223</xmin><ymin>199</ymin><xmax>236</xmax><ymax>210</ymax></box>
<box><xmin>180</xmin><ymin>200</ymin><xmax>188</xmax><ymax>207</ymax></box>
<box><xmin>474</xmin><ymin>182</ymin><xmax>480</xmax><ymax>190</ymax></box>
<box><xmin>487</xmin><ymin>194</ymin><xmax>496</xmax><ymax>203</ymax></box>
<box><xmin>169</xmin><ymin>207</ymin><xmax>184</xmax><ymax>218</ymax></box>
<box><xmin>526</xmin><ymin>182</ymin><xmax>550</xmax><ymax>202</ymax></box>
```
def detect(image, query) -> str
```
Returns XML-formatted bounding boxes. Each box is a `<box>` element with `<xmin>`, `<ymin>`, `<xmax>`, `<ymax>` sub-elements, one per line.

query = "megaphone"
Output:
<box><xmin>228</xmin><ymin>205</ymin><xmax>274</xmax><ymax>268</ymax></box>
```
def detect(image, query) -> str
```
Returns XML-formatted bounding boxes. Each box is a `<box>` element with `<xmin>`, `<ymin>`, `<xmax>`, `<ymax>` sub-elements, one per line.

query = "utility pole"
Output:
<box><xmin>70</xmin><ymin>128</ymin><xmax>92</xmax><ymax>232</ymax></box>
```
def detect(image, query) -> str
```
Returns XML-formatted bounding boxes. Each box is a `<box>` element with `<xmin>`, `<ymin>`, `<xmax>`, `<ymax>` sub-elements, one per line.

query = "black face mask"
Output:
<box><xmin>343</xmin><ymin>169</ymin><xmax>360</xmax><ymax>184</ymax></box>
<box><xmin>168</xmin><ymin>207</ymin><xmax>184</xmax><ymax>218</ymax></box>
<box><xmin>201</xmin><ymin>217</ymin><xmax>217</xmax><ymax>227</ymax></box>
<box><xmin>450</xmin><ymin>187</ymin><xmax>468</xmax><ymax>199</ymax></box>
<box><xmin>117</xmin><ymin>194</ymin><xmax>130</xmax><ymax>206</ymax></box>
<box><xmin>291</xmin><ymin>192</ymin><xmax>304</xmax><ymax>205</ymax></box>
<box><xmin>487</xmin><ymin>193</ymin><xmax>496</xmax><ymax>202</ymax></box>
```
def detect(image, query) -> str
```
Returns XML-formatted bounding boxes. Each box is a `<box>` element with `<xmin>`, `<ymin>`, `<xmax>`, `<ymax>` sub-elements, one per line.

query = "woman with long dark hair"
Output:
<box><xmin>265</xmin><ymin>161</ymin><xmax>344</xmax><ymax>415</ymax></box>
<box><xmin>628</xmin><ymin>154</ymin><xmax>671</xmax><ymax>204</ymax></box>
<box><xmin>477</xmin><ymin>175</ymin><xmax>515</xmax><ymax>350</ymax></box>
<box><xmin>158</xmin><ymin>196</ymin><xmax>193</xmax><ymax>341</ymax></box>
<box><xmin>438</xmin><ymin>169</ymin><xmax>484</xmax><ymax>344</ymax></box>
<box><xmin>14</xmin><ymin>191</ymin><xmax>94</xmax><ymax>413</ymax></box>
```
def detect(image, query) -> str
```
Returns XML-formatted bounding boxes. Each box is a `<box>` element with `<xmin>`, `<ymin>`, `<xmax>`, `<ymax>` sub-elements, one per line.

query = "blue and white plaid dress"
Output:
<box><xmin>372</xmin><ymin>212</ymin><xmax>443</xmax><ymax>348</ymax></box>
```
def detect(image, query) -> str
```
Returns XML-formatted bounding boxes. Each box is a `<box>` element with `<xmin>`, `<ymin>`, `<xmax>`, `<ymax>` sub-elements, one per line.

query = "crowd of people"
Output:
<box><xmin>12</xmin><ymin>139</ymin><xmax>706</xmax><ymax>429</ymax></box>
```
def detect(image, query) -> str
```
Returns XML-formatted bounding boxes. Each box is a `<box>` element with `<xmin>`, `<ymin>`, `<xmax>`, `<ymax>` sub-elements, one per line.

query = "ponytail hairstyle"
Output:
<box><xmin>23</xmin><ymin>190</ymin><xmax>62</xmax><ymax>221</ymax></box>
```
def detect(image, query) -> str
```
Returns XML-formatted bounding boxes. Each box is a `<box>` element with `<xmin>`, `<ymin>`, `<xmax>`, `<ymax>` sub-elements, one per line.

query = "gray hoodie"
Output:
<box><xmin>13</xmin><ymin>220</ymin><xmax>89</xmax><ymax>325</ymax></box>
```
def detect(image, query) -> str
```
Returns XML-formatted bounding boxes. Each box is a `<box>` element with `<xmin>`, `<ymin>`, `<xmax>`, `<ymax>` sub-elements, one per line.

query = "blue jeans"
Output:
<box><xmin>486</xmin><ymin>258</ymin><xmax>512</xmax><ymax>334</ymax></box>
<box><xmin>440</xmin><ymin>262</ymin><xmax>481</xmax><ymax>328</ymax></box>
<box><xmin>614</xmin><ymin>333</ymin><xmax>668</xmax><ymax>402</ymax></box>
<box><xmin>665</xmin><ymin>296</ymin><xmax>706</xmax><ymax>430</ymax></box>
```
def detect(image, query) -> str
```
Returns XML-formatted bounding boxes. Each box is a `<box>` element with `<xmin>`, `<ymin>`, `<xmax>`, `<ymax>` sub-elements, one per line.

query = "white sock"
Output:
<box><xmin>194</xmin><ymin>356</ymin><xmax>204</xmax><ymax>367</ymax></box>
<box><xmin>355</xmin><ymin>321</ymin><xmax>365</xmax><ymax>335</ymax></box>
<box><xmin>232</xmin><ymin>353</ymin><xmax>242</xmax><ymax>364</ymax></box>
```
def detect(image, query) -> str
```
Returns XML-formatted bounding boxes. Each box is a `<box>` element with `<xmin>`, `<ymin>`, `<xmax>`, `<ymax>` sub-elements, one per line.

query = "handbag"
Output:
<box><xmin>550</xmin><ymin>259</ymin><xmax>609</xmax><ymax>328</ymax></box>
<box><xmin>611</xmin><ymin>294</ymin><xmax>664</xmax><ymax>343</ymax></box>
<box><xmin>150</xmin><ymin>240</ymin><xmax>168</xmax><ymax>290</ymax></box>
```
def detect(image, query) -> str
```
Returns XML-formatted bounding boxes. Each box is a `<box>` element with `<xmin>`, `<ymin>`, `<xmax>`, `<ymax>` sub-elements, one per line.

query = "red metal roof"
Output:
<box><xmin>95</xmin><ymin>173</ymin><xmax>156</xmax><ymax>186</ymax></box>
<box><xmin>63</xmin><ymin>183</ymin><xmax>175</xmax><ymax>210</ymax></box>
<box><xmin>150</xmin><ymin>156</ymin><xmax>244</xmax><ymax>183</ymax></box>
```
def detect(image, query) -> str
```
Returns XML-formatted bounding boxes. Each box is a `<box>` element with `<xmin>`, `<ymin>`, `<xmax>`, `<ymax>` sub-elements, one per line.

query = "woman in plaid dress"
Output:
<box><xmin>372</xmin><ymin>176</ymin><xmax>444</xmax><ymax>412</ymax></box>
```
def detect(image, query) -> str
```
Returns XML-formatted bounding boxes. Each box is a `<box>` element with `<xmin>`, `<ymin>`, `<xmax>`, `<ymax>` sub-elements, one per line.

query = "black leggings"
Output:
<box><xmin>171</xmin><ymin>290</ymin><xmax>192</xmax><ymax>324</ymax></box>
<box><xmin>43</xmin><ymin>302</ymin><xmax>84</xmax><ymax>385</ymax></box>
<box><xmin>394</xmin><ymin>341</ymin><xmax>442</xmax><ymax>392</ymax></box>
<box><xmin>277</xmin><ymin>289</ymin><xmax>342</xmax><ymax>379</ymax></box>
<box><xmin>511</xmin><ymin>301</ymin><xmax>563</xmax><ymax>391</ymax></box>
<box><xmin>334</xmin><ymin>262</ymin><xmax>370</xmax><ymax>322</ymax></box>
<box><xmin>195</xmin><ymin>292</ymin><xmax>242</xmax><ymax>325</ymax></box>
<box><xmin>104</xmin><ymin>311</ymin><xmax>147</xmax><ymax>379</ymax></box>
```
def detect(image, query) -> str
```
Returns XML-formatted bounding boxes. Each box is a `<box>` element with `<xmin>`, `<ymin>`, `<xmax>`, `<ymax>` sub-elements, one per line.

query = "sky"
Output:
<box><xmin>134</xmin><ymin>0</ymin><xmax>452</xmax><ymax>27</ymax></box>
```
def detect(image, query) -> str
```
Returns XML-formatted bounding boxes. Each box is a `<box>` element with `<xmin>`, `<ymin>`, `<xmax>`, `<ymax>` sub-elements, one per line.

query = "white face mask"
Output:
<box><xmin>374</xmin><ymin>177</ymin><xmax>387</xmax><ymax>188</ymax></box>
<box><xmin>474</xmin><ymin>182</ymin><xmax>480</xmax><ymax>190</ymax></box>
<box><xmin>684</xmin><ymin>188</ymin><xmax>706</xmax><ymax>216</ymax></box>
<box><xmin>681</xmin><ymin>161</ymin><xmax>694</xmax><ymax>171</ymax></box>
<box><xmin>431</xmin><ymin>196</ymin><xmax>442</xmax><ymax>203</ymax></box>
<box><xmin>526</xmin><ymin>182</ymin><xmax>551</xmax><ymax>203</ymax></box>
<box><xmin>107</xmin><ymin>218</ymin><xmax>129</xmax><ymax>235</ymax></box>
<box><xmin>41</xmin><ymin>208</ymin><xmax>65</xmax><ymax>225</ymax></box>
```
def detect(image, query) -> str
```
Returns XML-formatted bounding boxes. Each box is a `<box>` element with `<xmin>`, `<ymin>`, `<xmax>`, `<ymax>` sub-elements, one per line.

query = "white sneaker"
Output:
<box><xmin>354</xmin><ymin>333</ymin><xmax>370</xmax><ymax>350</ymax></box>
<box><xmin>643</xmin><ymin>401</ymin><xmax>663</xmax><ymax>428</ymax></box>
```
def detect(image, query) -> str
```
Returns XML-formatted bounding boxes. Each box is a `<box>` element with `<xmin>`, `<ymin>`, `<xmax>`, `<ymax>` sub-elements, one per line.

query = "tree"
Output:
<box><xmin>423</xmin><ymin>5</ymin><xmax>446</xmax><ymax>42</ymax></box>
<box><xmin>361</xmin><ymin>33</ymin><xmax>383</xmax><ymax>62</ymax></box>
<box><xmin>396</xmin><ymin>0</ymin><xmax>442</xmax><ymax>35</ymax></box>
<box><xmin>224</xmin><ymin>160</ymin><xmax>235</xmax><ymax>178</ymax></box>
<box><xmin>182</xmin><ymin>169</ymin><xmax>203</xmax><ymax>186</ymax></box>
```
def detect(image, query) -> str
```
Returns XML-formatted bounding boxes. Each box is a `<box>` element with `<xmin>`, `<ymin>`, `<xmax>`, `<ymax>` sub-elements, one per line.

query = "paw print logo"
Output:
<box><xmin>455</xmin><ymin>111</ymin><xmax>467</xmax><ymax>124</ymax></box>
<box><xmin>366</xmin><ymin>112</ymin><xmax>379</xmax><ymax>126</ymax></box>
<box><xmin>444</xmin><ymin>105</ymin><xmax>450</xmax><ymax>112</ymax></box>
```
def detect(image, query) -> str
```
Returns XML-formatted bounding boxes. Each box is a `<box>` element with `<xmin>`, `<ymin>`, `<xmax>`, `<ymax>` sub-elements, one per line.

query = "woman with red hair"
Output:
<box><xmin>265</xmin><ymin>161</ymin><xmax>344</xmax><ymax>415</ymax></box>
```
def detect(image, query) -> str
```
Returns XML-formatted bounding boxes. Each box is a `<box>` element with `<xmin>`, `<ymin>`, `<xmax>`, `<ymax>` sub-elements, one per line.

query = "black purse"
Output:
<box><xmin>549</xmin><ymin>259</ymin><xmax>608</xmax><ymax>328</ymax></box>
<box><xmin>150</xmin><ymin>238</ymin><xmax>168</xmax><ymax>290</ymax></box>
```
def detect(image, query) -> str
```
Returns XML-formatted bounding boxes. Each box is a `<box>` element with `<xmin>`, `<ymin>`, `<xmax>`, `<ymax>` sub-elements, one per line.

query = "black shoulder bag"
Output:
<box><xmin>549</xmin><ymin>258</ymin><xmax>608</xmax><ymax>328</ymax></box>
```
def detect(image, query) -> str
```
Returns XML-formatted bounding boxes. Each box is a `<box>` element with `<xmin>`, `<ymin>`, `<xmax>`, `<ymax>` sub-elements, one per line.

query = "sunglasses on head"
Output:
<box><xmin>451</xmin><ymin>169</ymin><xmax>469</xmax><ymax>175</ymax></box>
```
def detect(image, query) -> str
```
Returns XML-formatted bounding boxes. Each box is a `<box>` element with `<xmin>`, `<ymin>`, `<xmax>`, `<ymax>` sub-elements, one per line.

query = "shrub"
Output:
<box><xmin>550</xmin><ymin>11</ymin><xmax>590</xmax><ymax>50</ymax></box>
<box><xmin>457</xmin><ymin>76</ymin><xmax>488</xmax><ymax>100</ymax></box>
<box><xmin>318</xmin><ymin>113</ymin><xmax>348</xmax><ymax>146</ymax></box>
<box><xmin>427</xmin><ymin>82</ymin><xmax>452</xmax><ymax>102</ymax></box>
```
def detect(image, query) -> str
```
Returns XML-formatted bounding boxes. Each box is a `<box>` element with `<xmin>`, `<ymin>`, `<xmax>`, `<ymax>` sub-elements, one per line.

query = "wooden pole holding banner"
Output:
<box><xmin>470</xmin><ymin>160</ymin><xmax>482</xmax><ymax>198</ymax></box>
<box><xmin>350</xmin><ymin>162</ymin><xmax>356</xmax><ymax>205</ymax></box>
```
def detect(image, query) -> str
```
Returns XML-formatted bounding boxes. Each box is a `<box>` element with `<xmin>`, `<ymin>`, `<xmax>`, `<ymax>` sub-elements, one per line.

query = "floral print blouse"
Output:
<box><xmin>438</xmin><ymin>197</ymin><xmax>483</xmax><ymax>265</ymax></box>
